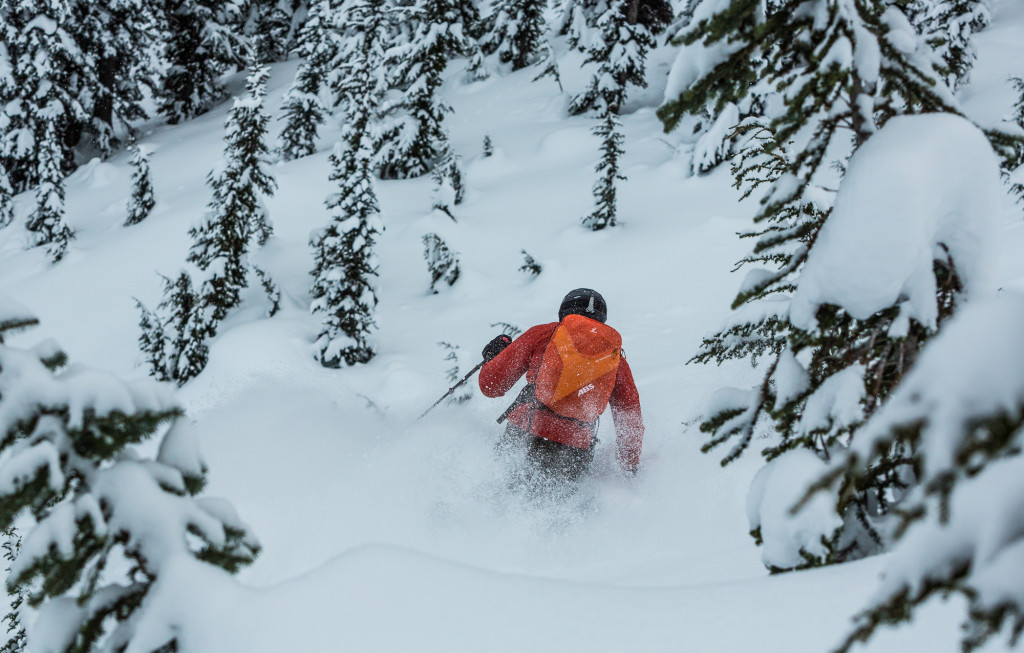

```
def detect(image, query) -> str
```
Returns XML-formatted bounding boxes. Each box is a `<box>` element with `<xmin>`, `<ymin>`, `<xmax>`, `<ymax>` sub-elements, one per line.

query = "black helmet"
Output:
<box><xmin>558</xmin><ymin>288</ymin><xmax>607</xmax><ymax>323</ymax></box>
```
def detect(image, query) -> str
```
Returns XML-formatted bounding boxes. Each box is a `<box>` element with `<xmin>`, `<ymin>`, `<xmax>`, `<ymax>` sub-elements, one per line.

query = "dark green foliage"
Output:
<box><xmin>137</xmin><ymin>272</ymin><xmax>209</xmax><ymax>385</ymax></box>
<box><xmin>423</xmin><ymin>233</ymin><xmax>460</xmax><ymax>293</ymax></box>
<box><xmin>439</xmin><ymin>342</ymin><xmax>473</xmax><ymax>403</ymax></box>
<box><xmin>582</xmin><ymin>113</ymin><xmax>626</xmax><ymax>231</ymax></box>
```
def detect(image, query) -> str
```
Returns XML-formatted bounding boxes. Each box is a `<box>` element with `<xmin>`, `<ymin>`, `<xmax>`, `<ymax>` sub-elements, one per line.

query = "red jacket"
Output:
<box><xmin>479</xmin><ymin>322</ymin><xmax>644</xmax><ymax>471</ymax></box>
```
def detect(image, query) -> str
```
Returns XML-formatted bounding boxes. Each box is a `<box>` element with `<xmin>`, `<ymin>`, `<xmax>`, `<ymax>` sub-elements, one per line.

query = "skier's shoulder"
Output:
<box><xmin>520</xmin><ymin>322</ymin><xmax>559</xmax><ymax>342</ymax></box>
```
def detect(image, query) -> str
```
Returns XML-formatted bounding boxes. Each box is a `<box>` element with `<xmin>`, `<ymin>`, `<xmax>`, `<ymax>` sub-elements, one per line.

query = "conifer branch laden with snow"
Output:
<box><xmin>125</xmin><ymin>144</ymin><xmax>155</xmax><ymax>226</ymax></box>
<box><xmin>0</xmin><ymin>295</ymin><xmax>259</xmax><ymax>653</ymax></box>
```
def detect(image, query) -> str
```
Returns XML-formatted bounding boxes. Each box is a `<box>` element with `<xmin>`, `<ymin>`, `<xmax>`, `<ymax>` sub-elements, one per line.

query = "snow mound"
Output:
<box><xmin>791</xmin><ymin>113</ymin><xmax>1004</xmax><ymax>330</ymax></box>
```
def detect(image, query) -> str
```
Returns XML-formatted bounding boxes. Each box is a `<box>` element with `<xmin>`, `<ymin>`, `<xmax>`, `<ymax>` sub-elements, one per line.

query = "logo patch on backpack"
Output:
<box><xmin>534</xmin><ymin>314</ymin><xmax>622</xmax><ymax>423</ymax></box>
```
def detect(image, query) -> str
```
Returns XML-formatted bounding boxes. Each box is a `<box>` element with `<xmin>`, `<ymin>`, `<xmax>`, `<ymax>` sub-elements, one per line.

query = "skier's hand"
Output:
<box><xmin>482</xmin><ymin>334</ymin><xmax>512</xmax><ymax>362</ymax></box>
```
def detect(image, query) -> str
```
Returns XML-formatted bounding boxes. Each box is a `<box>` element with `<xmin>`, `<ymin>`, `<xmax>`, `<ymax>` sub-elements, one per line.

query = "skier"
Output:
<box><xmin>479</xmin><ymin>288</ymin><xmax>644</xmax><ymax>491</ymax></box>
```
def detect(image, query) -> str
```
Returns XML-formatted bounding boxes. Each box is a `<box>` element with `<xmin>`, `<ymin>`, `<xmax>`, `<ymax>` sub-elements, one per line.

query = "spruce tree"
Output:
<box><xmin>25</xmin><ymin>118</ymin><xmax>73</xmax><ymax>263</ymax></box>
<box><xmin>140</xmin><ymin>65</ymin><xmax>276</xmax><ymax>386</ymax></box>
<box><xmin>310</xmin><ymin>0</ymin><xmax>387</xmax><ymax>368</ymax></box>
<box><xmin>423</xmin><ymin>233</ymin><xmax>460</xmax><ymax>293</ymax></box>
<box><xmin>569</xmin><ymin>0</ymin><xmax>670</xmax><ymax>116</ymax></box>
<box><xmin>125</xmin><ymin>144</ymin><xmax>156</xmax><ymax>226</ymax></box>
<box><xmin>138</xmin><ymin>271</ymin><xmax>210</xmax><ymax>385</ymax></box>
<box><xmin>68</xmin><ymin>0</ymin><xmax>160</xmax><ymax>155</ymax></box>
<box><xmin>374</xmin><ymin>0</ymin><xmax>474</xmax><ymax>178</ymax></box>
<box><xmin>188</xmin><ymin>64</ymin><xmax>277</xmax><ymax>326</ymax></box>
<box><xmin>0</xmin><ymin>296</ymin><xmax>259</xmax><ymax>651</ymax></box>
<box><xmin>432</xmin><ymin>141</ymin><xmax>465</xmax><ymax>219</ymax></box>
<box><xmin>0</xmin><ymin>0</ymin><xmax>88</xmax><ymax>191</ymax></box>
<box><xmin>582</xmin><ymin>113</ymin><xmax>625</xmax><ymax>230</ymax></box>
<box><xmin>677</xmin><ymin>0</ymin><xmax>966</xmax><ymax>571</ymax></box>
<box><xmin>277</xmin><ymin>0</ymin><xmax>341</xmax><ymax>161</ymax></box>
<box><xmin>481</xmin><ymin>0</ymin><xmax>548</xmax><ymax>70</ymax></box>
<box><xmin>557</xmin><ymin>0</ymin><xmax>606</xmax><ymax>51</ymax></box>
<box><xmin>245</xmin><ymin>0</ymin><xmax>308</xmax><ymax>63</ymax></box>
<box><xmin>310</xmin><ymin>141</ymin><xmax>382</xmax><ymax>367</ymax></box>
<box><xmin>158</xmin><ymin>0</ymin><xmax>251</xmax><ymax>124</ymax></box>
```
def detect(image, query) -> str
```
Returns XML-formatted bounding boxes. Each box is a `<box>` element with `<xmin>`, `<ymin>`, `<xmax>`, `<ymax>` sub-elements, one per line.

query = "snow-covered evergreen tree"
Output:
<box><xmin>158</xmin><ymin>0</ymin><xmax>251</xmax><ymax>124</ymax></box>
<box><xmin>703</xmin><ymin>114</ymin><xmax>1004</xmax><ymax>572</ymax></box>
<box><xmin>423</xmin><ymin>233</ymin><xmax>460</xmax><ymax>293</ymax></box>
<box><xmin>569</xmin><ymin>0</ymin><xmax>671</xmax><ymax>115</ymax></box>
<box><xmin>140</xmin><ymin>65</ymin><xmax>276</xmax><ymax>385</ymax></box>
<box><xmin>481</xmin><ymin>0</ymin><xmax>547</xmax><ymax>70</ymax></box>
<box><xmin>276</xmin><ymin>0</ymin><xmax>341</xmax><ymax>161</ymax></box>
<box><xmin>310</xmin><ymin>0</ymin><xmax>387</xmax><ymax>367</ymax></box>
<box><xmin>245</xmin><ymin>0</ymin><xmax>308</xmax><ymax>63</ymax></box>
<box><xmin>188</xmin><ymin>64</ymin><xmax>277</xmax><ymax>326</ymax></box>
<box><xmin>138</xmin><ymin>271</ymin><xmax>210</xmax><ymax>384</ymax></box>
<box><xmin>0</xmin><ymin>295</ymin><xmax>259</xmax><ymax>652</ymax></box>
<box><xmin>374</xmin><ymin>0</ymin><xmax>474</xmax><ymax>178</ymax></box>
<box><xmin>125</xmin><ymin>144</ymin><xmax>156</xmax><ymax>226</ymax></box>
<box><xmin>557</xmin><ymin>0</ymin><xmax>606</xmax><ymax>51</ymax></box>
<box><xmin>582</xmin><ymin>113</ymin><xmax>625</xmax><ymax>230</ymax></box>
<box><xmin>310</xmin><ymin>142</ymin><xmax>382</xmax><ymax>367</ymax></box>
<box><xmin>680</xmin><ymin>0</ymin><xmax>972</xmax><ymax>570</ymax></box>
<box><xmin>331</xmin><ymin>0</ymin><xmax>391</xmax><ymax>134</ymax></box>
<box><xmin>0</xmin><ymin>0</ymin><xmax>88</xmax><ymax>191</ymax></box>
<box><xmin>431</xmin><ymin>140</ymin><xmax>465</xmax><ymax>219</ymax></box>
<box><xmin>25</xmin><ymin>118</ymin><xmax>73</xmax><ymax>263</ymax></box>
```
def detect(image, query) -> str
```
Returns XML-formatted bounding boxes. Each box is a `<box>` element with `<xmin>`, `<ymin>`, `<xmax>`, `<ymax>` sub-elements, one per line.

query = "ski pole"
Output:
<box><xmin>418</xmin><ymin>361</ymin><xmax>485</xmax><ymax>420</ymax></box>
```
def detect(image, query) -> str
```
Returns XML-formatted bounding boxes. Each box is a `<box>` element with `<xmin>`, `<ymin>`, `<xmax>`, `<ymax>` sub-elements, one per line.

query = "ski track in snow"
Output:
<box><xmin>2</xmin><ymin>6</ymin><xmax>1023</xmax><ymax>651</ymax></box>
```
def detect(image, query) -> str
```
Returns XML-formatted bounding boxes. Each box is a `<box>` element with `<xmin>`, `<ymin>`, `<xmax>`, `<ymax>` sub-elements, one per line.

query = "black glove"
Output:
<box><xmin>482</xmin><ymin>334</ymin><xmax>512</xmax><ymax>362</ymax></box>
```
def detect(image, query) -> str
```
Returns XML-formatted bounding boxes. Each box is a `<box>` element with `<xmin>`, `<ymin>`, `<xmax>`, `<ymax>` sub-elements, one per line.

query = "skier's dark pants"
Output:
<box><xmin>497</xmin><ymin>424</ymin><xmax>594</xmax><ymax>495</ymax></box>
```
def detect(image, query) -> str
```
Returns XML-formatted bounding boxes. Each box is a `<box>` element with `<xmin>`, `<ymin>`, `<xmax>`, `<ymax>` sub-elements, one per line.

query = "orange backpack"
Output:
<box><xmin>534</xmin><ymin>314</ymin><xmax>622</xmax><ymax>423</ymax></box>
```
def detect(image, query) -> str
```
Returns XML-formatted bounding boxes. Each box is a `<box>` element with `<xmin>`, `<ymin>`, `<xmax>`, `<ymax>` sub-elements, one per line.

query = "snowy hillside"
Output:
<box><xmin>1</xmin><ymin>0</ymin><xmax>1024</xmax><ymax>652</ymax></box>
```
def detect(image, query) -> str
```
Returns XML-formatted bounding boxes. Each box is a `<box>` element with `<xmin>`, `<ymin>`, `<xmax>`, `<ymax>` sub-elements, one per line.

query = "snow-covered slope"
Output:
<box><xmin>2</xmin><ymin>3</ymin><xmax>1023</xmax><ymax>651</ymax></box>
